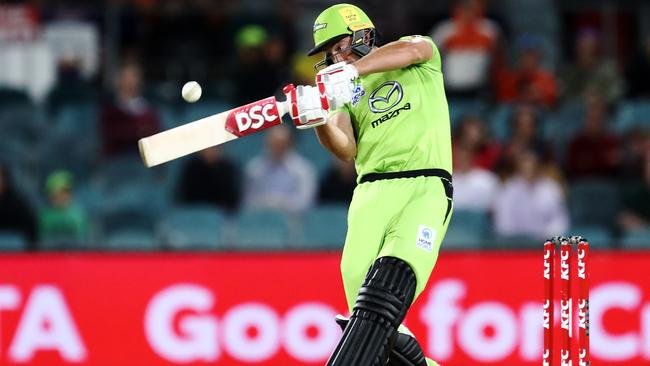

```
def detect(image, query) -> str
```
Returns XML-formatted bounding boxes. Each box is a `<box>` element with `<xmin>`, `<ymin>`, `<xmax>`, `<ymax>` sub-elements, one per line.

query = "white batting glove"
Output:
<box><xmin>316</xmin><ymin>62</ymin><xmax>359</xmax><ymax>111</ymax></box>
<box><xmin>283</xmin><ymin>84</ymin><xmax>328</xmax><ymax>130</ymax></box>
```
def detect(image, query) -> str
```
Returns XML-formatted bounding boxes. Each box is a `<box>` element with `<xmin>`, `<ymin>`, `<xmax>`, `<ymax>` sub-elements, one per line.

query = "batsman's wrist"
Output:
<box><xmin>347</xmin><ymin>64</ymin><xmax>360</xmax><ymax>79</ymax></box>
<box><xmin>296</xmin><ymin>119</ymin><xmax>327</xmax><ymax>130</ymax></box>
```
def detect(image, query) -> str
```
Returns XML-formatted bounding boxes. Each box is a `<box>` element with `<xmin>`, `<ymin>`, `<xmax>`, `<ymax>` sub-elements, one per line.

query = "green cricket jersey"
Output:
<box><xmin>333</xmin><ymin>35</ymin><xmax>452</xmax><ymax>181</ymax></box>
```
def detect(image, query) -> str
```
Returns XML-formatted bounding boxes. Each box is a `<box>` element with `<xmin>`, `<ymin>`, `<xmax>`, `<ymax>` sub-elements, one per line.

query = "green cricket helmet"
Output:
<box><xmin>308</xmin><ymin>3</ymin><xmax>376</xmax><ymax>67</ymax></box>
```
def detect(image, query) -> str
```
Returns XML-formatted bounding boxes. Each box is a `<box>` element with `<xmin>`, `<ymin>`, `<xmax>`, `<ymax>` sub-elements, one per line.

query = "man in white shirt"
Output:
<box><xmin>453</xmin><ymin>146</ymin><xmax>499</xmax><ymax>211</ymax></box>
<box><xmin>493</xmin><ymin>150</ymin><xmax>569</xmax><ymax>239</ymax></box>
<box><xmin>243</xmin><ymin>125</ymin><xmax>316</xmax><ymax>212</ymax></box>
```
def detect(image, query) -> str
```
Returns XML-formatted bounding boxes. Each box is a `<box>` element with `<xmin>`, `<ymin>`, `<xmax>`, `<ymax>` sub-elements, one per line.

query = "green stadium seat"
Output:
<box><xmin>232</xmin><ymin>208</ymin><xmax>290</xmax><ymax>249</ymax></box>
<box><xmin>0</xmin><ymin>231</ymin><xmax>26</xmax><ymax>251</ymax></box>
<box><xmin>614</xmin><ymin>101</ymin><xmax>650</xmax><ymax>133</ymax></box>
<box><xmin>223</xmin><ymin>130</ymin><xmax>266</xmax><ymax>166</ymax></box>
<box><xmin>180</xmin><ymin>100</ymin><xmax>233</xmax><ymax>127</ymax></box>
<box><xmin>488</xmin><ymin>103</ymin><xmax>513</xmax><ymax>142</ymax></box>
<box><xmin>299</xmin><ymin>204</ymin><xmax>348</xmax><ymax>249</ymax></box>
<box><xmin>621</xmin><ymin>229</ymin><xmax>650</xmax><ymax>249</ymax></box>
<box><xmin>490</xmin><ymin>234</ymin><xmax>539</xmax><ymax>249</ymax></box>
<box><xmin>448</xmin><ymin>99</ymin><xmax>487</xmax><ymax>131</ymax></box>
<box><xmin>566</xmin><ymin>225</ymin><xmax>613</xmax><ymax>249</ymax></box>
<box><xmin>105</xmin><ymin>229</ymin><xmax>158</xmax><ymax>250</ymax></box>
<box><xmin>159</xmin><ymin>205</ymin><xmax>226</xmax><ymax>250</ymax></box>
<box><xmin>443</xmin><ymin>210</ymin><xmax>491</xmax><ymax>249</ymax></box>
<box><xmin>569</xmin><ymin>179</ymin><xmax>620</xmax><ymax>229</ymax></box>
<box><xmin>39</xmin><ymin>237</ymin><xmax>88</xmax><ymax>251</ymax></box>
<box><xmin>295</xmin><ymin>132</ymin><xmax>331</xmax><ymax>177</ymax></box>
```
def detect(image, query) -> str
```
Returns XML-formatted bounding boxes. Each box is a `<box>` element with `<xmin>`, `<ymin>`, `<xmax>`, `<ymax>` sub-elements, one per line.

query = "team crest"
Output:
<box><xmin>351</xmin><ymin>83</ymin><xmax>365</xmax><ymax>107</ymax></box>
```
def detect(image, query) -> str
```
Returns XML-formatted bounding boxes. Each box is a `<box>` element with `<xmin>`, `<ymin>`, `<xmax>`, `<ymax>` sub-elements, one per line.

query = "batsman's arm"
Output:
<box><xmin>354</xmin><ymin>37</ymin><xmax>433</xmax><ymax>76</ymax></box>
<box><xmin>314</xmin><ymin>111</ymin><xmax>356</xmax><ymax>162</ymax></box>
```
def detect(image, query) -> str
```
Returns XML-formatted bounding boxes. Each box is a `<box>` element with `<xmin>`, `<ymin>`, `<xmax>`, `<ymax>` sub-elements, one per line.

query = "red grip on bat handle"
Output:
<box><xmin>281</xmin><ymin>83</ymin><xmax>300</xmax><ymax>127</ymax></box>
<box><xmin>282</xmin><ymin>83</ymin><xmax>295</xmax><ymax>95</ymax></box>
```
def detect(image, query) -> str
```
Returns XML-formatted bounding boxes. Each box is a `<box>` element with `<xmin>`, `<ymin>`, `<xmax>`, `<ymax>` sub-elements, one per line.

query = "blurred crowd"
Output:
<box><xmin>1</xmin><ymin>0</ymin><xmax>650</xmax><ymax>250</ymax></box>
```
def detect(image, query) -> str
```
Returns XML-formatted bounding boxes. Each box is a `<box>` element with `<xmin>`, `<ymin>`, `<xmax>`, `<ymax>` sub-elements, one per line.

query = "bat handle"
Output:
<box><xmin>276</xmin><ymin>99</ymin><xmax>291</xmax><ymax>119</ymax></box>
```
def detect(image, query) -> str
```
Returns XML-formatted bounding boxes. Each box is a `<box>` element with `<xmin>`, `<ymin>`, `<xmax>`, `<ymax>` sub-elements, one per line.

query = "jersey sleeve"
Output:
<box><xmin>398</xmin><ymin>35</ymin><xmax>442</xmax><ymax>72</ymax></box>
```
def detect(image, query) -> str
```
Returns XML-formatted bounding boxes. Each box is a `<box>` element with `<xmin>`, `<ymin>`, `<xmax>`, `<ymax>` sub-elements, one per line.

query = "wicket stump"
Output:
<box><xmin>543</xmin><ymin>236</ymin><xmax>590</xmax><ymax>366</ymax></box>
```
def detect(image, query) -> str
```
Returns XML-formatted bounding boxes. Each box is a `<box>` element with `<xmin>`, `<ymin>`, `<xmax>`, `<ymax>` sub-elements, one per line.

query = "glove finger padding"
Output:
<box><xmin>316</xmin><ymin>62</ymin><xmax>358</xmax><ymax>111</ymax></box>
<box><xmin>283</xmin><ymin>83</ymin><xmax>328</xmax><ymax>130</ymax></box>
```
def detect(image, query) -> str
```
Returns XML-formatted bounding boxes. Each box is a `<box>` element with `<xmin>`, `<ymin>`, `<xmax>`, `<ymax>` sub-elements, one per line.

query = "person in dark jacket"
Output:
<box><xmin>0</xmin><ymin>163</ymin><xmax>37</xmax><ymax>250</ymax></box>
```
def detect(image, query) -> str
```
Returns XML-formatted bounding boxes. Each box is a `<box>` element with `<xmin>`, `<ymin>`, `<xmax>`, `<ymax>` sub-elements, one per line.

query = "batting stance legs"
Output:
<box><xmin>328</xmin><ymin>175</ymin><xmax>451</xmax><ymax>366</ymax></box>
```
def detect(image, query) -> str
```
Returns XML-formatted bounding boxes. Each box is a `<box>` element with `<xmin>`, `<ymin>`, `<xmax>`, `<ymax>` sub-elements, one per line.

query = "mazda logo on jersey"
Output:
<box><xmin>368</xmin><ymin>81</ymin><xmax>404</xmax><ymax>113</ymax></box>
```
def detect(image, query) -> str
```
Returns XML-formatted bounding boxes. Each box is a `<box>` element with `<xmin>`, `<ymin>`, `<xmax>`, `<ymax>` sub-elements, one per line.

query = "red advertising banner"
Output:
<box><xmin>0</xmin><ymin>250</ymin><xmax>649</xmax><ymax>366</ymax></box>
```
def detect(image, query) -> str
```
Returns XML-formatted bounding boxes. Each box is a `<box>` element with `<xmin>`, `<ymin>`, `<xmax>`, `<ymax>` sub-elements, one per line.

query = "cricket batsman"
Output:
<box><xmin>283</xmin><ymin>4</ymin><xmax>452</xmax><ymax>365</ymax></box>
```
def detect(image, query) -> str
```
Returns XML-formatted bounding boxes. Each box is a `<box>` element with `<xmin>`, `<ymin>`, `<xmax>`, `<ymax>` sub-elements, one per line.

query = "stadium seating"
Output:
<box><xmin>231</xmin><ymin>208</ymin><xmax>290</xmax><ymax>249</ymax></box>
<box><xmin>566</xmin><ymin>225</ymin><xmax>613</xmax><ymax>249</ymax></box>
<box><xmin>620</xmin><ymin>229</ymin><xmax>650</xmax><ymax>249</ymax></box>
<box><xmin>0</xmin><ymin>231</ymin><xmax>26</xmax><ymax>251</ymax></box>
<box><xmin>543</xmin><ymin>101</ymin><xmax>585</xmax><ymax>162</ymax></box>
<box><xmin>180</xmin><ymin>100</ymin><xmax>233</xmax><ymax>128</ymax></box>
<box><xmin>488</xmin><ymin>103</ymin><xmax>513</xmax><ymax>142</ymax></box>
<box><xmin>444</xmin><ymin>210</ymin><xmax>491</xmax><ymax>249</ymax></box>
<box><xmin>614</xmin><ymin>100</ymin><xmax>650</xmax><ymax>133</ymax></box>
<box><xmin>447</xmin><ymin>99</ymin><xmax>487</xmax><ymax>130</ymax></box>
<box><xmin>0</xmin><ymin>87</ymin><xmax>31</xmax><ymax>107</ymax></box>
<box><xmin>298</xmin><ymin>204</ymin><xmax>347</xmax><ymax>249</ymax></box>
<box><xmin>39</xmin><ymin>237</ymin><xmax>87</xmax><ymax>251</ymax></box>
<box><xmin>158</xmin><ymin>205</ymin><xmax>226</xmax><ymax>249</ymax></box>
<box><xmin>222</xmin><ymin>129</ymin><xmax>267</xmax><ymax>166</ymax></box>
<box><xmin>568</xmin><ymin>179</ymin><xmax>620</xmax><ymax>230</ymax></box>
<box><xmin>490</xmin><ymin>234</ymin><xmax>539</xmax><ymax>249</ymax></box>
<box><xmin>105</xmin><ymin>229</ymin><xmax>158</xmax><ymax>250</ymax></box>
<box><xmin>1</xmin><ymin>93</ymin><xmax>650</xmax><ymax>252</ymax></box>
<box><xmin>295</xmin><ymin>132</ymin><xmax>332</xmax><ymax>176</ymax></box>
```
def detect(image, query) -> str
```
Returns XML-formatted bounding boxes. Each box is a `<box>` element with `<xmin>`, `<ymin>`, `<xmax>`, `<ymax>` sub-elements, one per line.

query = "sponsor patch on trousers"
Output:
<box><xmin>416</xmin><ymin>224</ymin><xmax>436</xmax><ymax>252</ymax></box>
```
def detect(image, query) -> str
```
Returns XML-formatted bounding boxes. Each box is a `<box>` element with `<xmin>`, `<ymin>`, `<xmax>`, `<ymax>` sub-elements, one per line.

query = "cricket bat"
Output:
<box><xmin>138</xmin><ymin>96</ymin><xmax>291</xmax><ymax>167</ymax></box>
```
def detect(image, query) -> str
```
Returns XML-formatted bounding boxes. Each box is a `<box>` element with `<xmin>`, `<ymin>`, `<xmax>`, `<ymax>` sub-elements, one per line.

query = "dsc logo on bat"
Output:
<box><xmin>226</xmin><ymin>97</ymin><xmax>282</xmax><ymax>137</ymax></box>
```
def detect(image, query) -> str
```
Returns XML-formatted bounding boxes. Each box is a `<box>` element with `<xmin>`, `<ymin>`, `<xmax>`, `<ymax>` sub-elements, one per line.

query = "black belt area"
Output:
<box><xmin>359</xmin><ymin>168</ymin><xmax>454</xmax><ymax>224</ymax></box>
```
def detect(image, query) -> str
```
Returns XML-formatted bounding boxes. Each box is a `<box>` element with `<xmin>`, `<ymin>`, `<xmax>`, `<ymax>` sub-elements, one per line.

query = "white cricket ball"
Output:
<box><xmin>182</xmin><ymin>81</ymin><xmax>202</xmax><ymax>103</ymax></box>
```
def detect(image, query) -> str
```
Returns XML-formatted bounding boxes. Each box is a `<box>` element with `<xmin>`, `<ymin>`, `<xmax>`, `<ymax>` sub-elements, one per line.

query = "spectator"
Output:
<box><xmin>561</xmin><ymin>29</ymin><xmax>622</xmax><ymax>104</ymax></box>
<box><xmin>496</xmin><ymin>105</ymin><xmax>555</xmax><ymax>178</ymax></box>
<box><xmin>38</xmin><ymin>171</ymin><xmax>89</xmax><ymax>243</ymax></box>
<box><xmin>626</xmin><ymin>33</ymin><xmax>650</xmax><ymax>98</ymax></box>
<box><xmin>565</xmin><ymin>93</ymin><xmax>622</xmax><ymax>180</ymax></box>
<box><xmin>231</xmin><ymin>25</ymin><xmax>282</xmax><ymax>105</ymax></box>
<box><xmin>175</xmin><ymin>146</ymin><xmax>241</xmax><ymax>212</ymax></box>
<box><xmin>496</xmin><ymin>37</ymin><xmax>557</xmax><ymax>108</ymax></box>
<box><xmin>244</xmin><ymin>125</ymin><xmax>316</xmax><ymax>212</ymax></box>
<box><xmin>452</xmin><ymin>145</ymin><xmax>499</xmax><ymax>211</ymax></box>
<box><xmin>493</xmin><ymin>150</ymin><xmax>569</xmax><ymax>239</ymax></box>
<box><xmin>46</xmin><ymin>55</ymin><xmax>95</xmax><ymax>114</ymax></box>
<box><xmin>620</xmin><ymin>128</ymin><xmax>650</xmax><ymax>180</ymax></box>
<box><xmin>429</xmin><ymin>0</ymin><xmax>502</xmax><ymax>98</ymax></box>
<box><xmin>263</xmin><ymin>35</ymin><xmax>291</xmax><ymax>87</ymax></box>
<box><xmin>0</xmin><ymin>163</ymin><xmax>37</xmax><ymax>249</ymax></box>
<box><xmin>619</xmin><ymin>150</ymin><xmax>650</xmax><ymax>231</ymax></box>
<box><xmin>453</xmin><ymin>115</ymin><xmax>501</xmax><ymax>170</ymax></box>
<box><xmin>319</xmin><ymin>159</ymin><xmax>357</xmax><ymax>204</ymax></box>
<box><xmin>100</xmin><ymin>62</ymin><xmax>161</xmax><ymax>157</ymax></box>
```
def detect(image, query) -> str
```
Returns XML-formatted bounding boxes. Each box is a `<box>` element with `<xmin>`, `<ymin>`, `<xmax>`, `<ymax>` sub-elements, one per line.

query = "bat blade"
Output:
<box><xmin>138</xmin><ymin>110</ymin><xmax>236</xmax><ymax>168</ymax></box>
<box><xmin>138</xmin><ymin>96</ymin><xmax>289</xmax><ymax>168</ymax></box>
